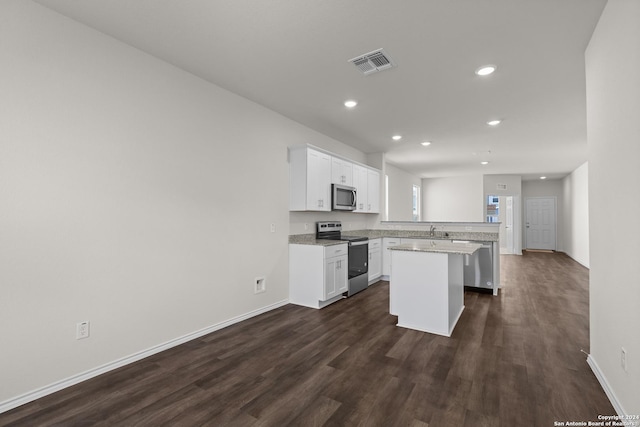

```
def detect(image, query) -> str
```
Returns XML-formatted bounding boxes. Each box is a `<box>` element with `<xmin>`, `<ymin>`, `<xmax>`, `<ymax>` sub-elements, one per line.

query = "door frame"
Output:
<box><xmin>500</xmin><ymin>195</ymin><xmax>516</xmax><ymax>254</ymax></box>
<box><xmin>524</xmin><ymin>196</ymin><xmax>557</xmax><ymax>251</ymax></box>
<box><xmin>486</xmin><ymin>194</ymin><xmax>522</xmax><ymax>255</ymax></box>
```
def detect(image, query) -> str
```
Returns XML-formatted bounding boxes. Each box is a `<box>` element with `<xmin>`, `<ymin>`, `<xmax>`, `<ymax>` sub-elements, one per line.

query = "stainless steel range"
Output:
<box><xmin>316</xmin><ymin>221</ymin><xmax>368</xmax><ymax>296</ymax></box>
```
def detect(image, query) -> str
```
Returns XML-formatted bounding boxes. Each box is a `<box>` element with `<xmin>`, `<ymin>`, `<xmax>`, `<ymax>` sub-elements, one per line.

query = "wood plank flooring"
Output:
<box><xmin>0</xmin><ymin>252</ymin><xmax>615</xmax><ymax>426</ymax></box>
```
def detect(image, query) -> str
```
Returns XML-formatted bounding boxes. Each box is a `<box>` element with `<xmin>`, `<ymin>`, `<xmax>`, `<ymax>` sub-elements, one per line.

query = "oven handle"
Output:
<box><xmin>349</xmin><ymin>240</ymin><xmax>368</xmax><ymax>246</ymax></box>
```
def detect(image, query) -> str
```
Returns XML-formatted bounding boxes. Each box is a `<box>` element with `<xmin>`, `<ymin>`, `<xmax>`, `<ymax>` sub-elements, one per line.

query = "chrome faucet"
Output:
<box><xmin>429</xmin><ymin>225</ymin><xmax>436</xmax><ymax>237</ymax></box>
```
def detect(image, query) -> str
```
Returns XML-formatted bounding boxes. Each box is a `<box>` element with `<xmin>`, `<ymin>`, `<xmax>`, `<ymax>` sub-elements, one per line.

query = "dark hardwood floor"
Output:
<box><xmin>1</xmin><ymin>251</ymin><xmax>614</xmax><ymax>426</ymax></box>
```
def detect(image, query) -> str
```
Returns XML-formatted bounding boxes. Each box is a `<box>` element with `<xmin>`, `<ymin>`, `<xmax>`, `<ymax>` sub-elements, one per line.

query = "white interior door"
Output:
<box><xmin>525</xmin><ymin>197</ymin><xmax>556</xmax><ymax>250</ymax></box>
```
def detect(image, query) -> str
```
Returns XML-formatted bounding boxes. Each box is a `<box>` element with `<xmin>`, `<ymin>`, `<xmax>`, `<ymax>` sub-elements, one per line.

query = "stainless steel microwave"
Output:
<box><xmin>332</xmin><ymin>184</ymin><xmax>357</xmax><ymax>211</ymax></box>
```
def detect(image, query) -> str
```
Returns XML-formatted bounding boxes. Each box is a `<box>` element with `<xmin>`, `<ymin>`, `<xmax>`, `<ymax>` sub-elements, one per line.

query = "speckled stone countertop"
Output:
<box><xmin>288</xmin><ymin>234</ymin><xmax>348</xmax><ymax>246</ymax></box>
<box><xmin>388</xmin><ymin>240</ymin><xmax>482</xmax><ymax>255</ymax></box>
<box><xmin>289</xmin><ymin>229</ymin><xmax>498</xmax><ymax>245</ymax></box>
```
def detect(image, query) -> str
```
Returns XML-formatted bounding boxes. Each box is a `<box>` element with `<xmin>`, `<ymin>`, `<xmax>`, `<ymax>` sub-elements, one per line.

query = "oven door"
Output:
<box><xmin>347</xmin><ymin>240</ymin><xmax>368</xmax><ymax>278</ymax></box>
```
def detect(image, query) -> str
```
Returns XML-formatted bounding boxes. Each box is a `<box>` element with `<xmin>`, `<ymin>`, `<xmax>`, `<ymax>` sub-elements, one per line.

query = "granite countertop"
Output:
<box><xmin>289</xmin><ymin>229</ymin><xmax>498</xmax><ymax>245</ymax></box>
<box><xmin>342</xmin><ymin>229</ymin><xmax>498</xmax><ymax>241</ymax></box>
<box><xmin>388</xmin><ymin>240</ymin><xmax>482</xmax><ymax>255</ymax></box>
<box><xmin>288</xmin><ymin>234</ymin><xmax>348</xmax><ymax>246</ymax></box>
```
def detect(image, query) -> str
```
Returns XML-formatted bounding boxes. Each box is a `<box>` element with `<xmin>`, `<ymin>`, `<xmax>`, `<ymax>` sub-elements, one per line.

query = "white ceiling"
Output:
<box><xmin>35</xmin><ymin>0</ymin><xmax>607</xmax><ymax>180</ymax></box>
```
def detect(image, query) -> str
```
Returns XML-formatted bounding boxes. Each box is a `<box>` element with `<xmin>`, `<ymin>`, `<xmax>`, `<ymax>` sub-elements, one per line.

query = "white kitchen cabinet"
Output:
<box><xmin>289</xmin><ymin>144</ymin><xmax>381</xmax><ymax>213</ymax></box>
<box><xmin>368</xmin><ymin>238</ymin><xmax>382</xmax><ymax>284</ymax></box>
<box><xmin>289</xmin><ymin>147</ymin><xmax>331</xmax><ymax>211</ymax></box>
<box><xmin>325</xmin><ymin>252</ymin><xmax>348</xmax><ymax>299</ymax></box>
<box><xmin>367</xmin><ymin>169</ymin><xmax>380</xmax><ymax>213</ymax></box>
<box><xmin>331</xmin><ymin>157</ymin><xmax>353</xmax><ymax>186</ymax></box>
<box><xmin>382</xmin><ymin>237</ymin><xmax>401</xmax><ymax>278</ymax></box>
<box><xmin>353</xmin><ymin>164</ymin><xmax>379</xmax><ymax>213</ymax></box>
<box><xmin>352</xmin><ymin>164</ymin><xmax>368</xmax><ymax>212</ymax></box>
<box><xmin>289</xmin><ymin>243</ymin><xmax>348</xmax><ymax>309</ymax></box>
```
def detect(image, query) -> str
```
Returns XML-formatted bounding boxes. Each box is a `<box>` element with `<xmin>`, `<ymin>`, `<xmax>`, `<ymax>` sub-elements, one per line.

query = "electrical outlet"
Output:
<box><xmin>621</xmin><ymin>347</ymin><xmax>627</xmax><ymax>372</ymax></box>
<box><xmin>304</xmin><ymin>223</ymin><xmax>309</xmax><ymax>231</ymax></box>
<box><xmin>270</xmin><ymin>223</ymin><xmax>276</xmax><ymax>233</ymax></box>
<box><xmin>254</xmin><ymin>277</ymin><xmax>266</xmax><ymax>294</ymax></box>
<box><xmin>76</xmin><ymin>321</ymin><xmax>90</xmax><ymax>340</ymax></box>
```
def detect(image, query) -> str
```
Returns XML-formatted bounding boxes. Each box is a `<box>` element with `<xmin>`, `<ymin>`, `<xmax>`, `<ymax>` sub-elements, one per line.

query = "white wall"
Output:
<box><xmin>483</xmin><ymin>174</ymin><xmax>522</xmax><ymax>199</ymax></box>
<box><xmin>562</xmin><ymin>163</ymin><xmax>589</xmax><ymax>267</ymax></box>
<box><xmin>422</xmin><ymin>175</ymin><xmax>484</xmax><ymax>222</ymax></box>
<box><xmin>386</xmin><ymin>163</ymin><xmax>421</xmax><ymax>221</ymax></box>
<box><xmin>522</xmin><ymin>179</ymin><xmax>564</xmax><ymax>252</ymax></box>
<box><xmin>586</xmin><ymin>0</ymin><xmax>640</xmax><ymax>415</ymax></box>
<box><xmin>0</xmin><ymin>1</ymin><xmax>360</xmax><ymax>406</ymax></box>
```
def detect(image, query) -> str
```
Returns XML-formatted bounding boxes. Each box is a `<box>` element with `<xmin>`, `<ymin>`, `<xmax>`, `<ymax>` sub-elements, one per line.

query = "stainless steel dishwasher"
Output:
<box><xmin>457</xmin><ymin>241</ymin><xmax>494</xmax><ymax>291</ymax></box>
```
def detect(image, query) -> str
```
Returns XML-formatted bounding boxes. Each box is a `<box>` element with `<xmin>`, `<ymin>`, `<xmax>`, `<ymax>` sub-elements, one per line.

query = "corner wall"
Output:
<box><xmin>562</xmin><ymin>163</ymin><xmax>589</xmax><ymax>267</ymax></box>
<box><xmin>386</xmin><ymin>163</ymin><xmax>422</xmax><ymax>221</ymax></box>
<box><xmin>586</xmin><ymin>0</ymin><xmax>640</xmax><ymax>415</ymax></box>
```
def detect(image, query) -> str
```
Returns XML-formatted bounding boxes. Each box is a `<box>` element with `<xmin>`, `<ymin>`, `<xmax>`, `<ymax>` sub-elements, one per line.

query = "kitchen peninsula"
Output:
<box><xmin>389</xmin><ymin>240</ymin><xmax>481</xmax><ymax>337</ymax></box>
<box><xmin>288</xmin><ymin>221</ymin><xmax>500</xmax><ymax>311</ymax></box>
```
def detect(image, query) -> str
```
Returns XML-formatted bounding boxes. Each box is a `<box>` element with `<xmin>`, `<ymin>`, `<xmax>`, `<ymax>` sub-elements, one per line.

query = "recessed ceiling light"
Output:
<box><xmin>540</xmin><ymin>176</ymin><xmax>547</xmax><ymax>180</ymax></box>
<box><xmin>481</xmin><ymin>161</ymin><xmax>490</xmax><ymax>165</ymax></box>
<box><xmin>475</xmin><ymin>65</ymin><xmax>497</xmax><ymax>76</ymax></box>
<box><xmin>344</xmin><ymin>100</ymin><xmax>358</xmax><ymax>108</ymax></box>
<box><xmin>392</xmin><ymin>135</ymin><xmax>402</xmax><ymax>141</ymax></box>
<box><xmin>487</xmin><ymin>119</ymin><xmax>501</xmax><ymax>126</ymax></box>
<box><xmin>421</xmin><ymin>141</ymin><xmax>432</xmax><ymax>146</ymax></box>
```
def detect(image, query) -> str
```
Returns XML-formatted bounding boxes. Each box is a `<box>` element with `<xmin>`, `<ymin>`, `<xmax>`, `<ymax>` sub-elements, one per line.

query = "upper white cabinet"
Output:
<box><xmin>353</xmin><ymin>164</ymin><xmax>380</xmax><ymax>213</ymax></box>
<box><xmin>289</xmin><ymin>147</ymin><xmax>331</xmax><ymax>211</ymax></box>
<box><xmin>289</xmin><ymin>145</ymin><xmax>380</xmax><ymax>213</ymax></box>
<box><xmin>352</xmin><ymin>164</ymin><xmax>369</xmax><ymax>212</ymax></box>
<box><xmin>331</xmin><ymin>157</ymin><xmax>353</xmax><ymax>186</ymax></box>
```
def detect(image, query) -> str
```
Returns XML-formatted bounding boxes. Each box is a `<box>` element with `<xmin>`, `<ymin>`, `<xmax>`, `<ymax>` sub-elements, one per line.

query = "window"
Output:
<box><xmin>412</xmin><ymin>184</ymin><xmax>421</xmax><ymax>221</ymax></box>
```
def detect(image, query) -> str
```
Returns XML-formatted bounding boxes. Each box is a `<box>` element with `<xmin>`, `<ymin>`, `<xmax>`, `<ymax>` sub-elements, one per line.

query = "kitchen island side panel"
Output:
<box><xmin>391</xmin><ymin>250</ymin><xmax>450</xmax><ymax>335</ymax></box>
<box><xmin>447</xmin><ymin>254</ymin><xmax>464</xmax><ymax>333</ymax></box>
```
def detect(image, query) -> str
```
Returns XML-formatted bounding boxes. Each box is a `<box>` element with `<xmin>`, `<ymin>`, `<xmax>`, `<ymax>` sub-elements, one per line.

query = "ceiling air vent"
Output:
<box><xmin>349</xmin><ymin>49</ymin><xmax>396</xmax><ymax>75</ymax></box>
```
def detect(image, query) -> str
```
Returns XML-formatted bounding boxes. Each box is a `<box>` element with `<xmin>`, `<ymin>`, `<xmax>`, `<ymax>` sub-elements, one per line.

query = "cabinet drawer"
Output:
<box><xmin>325</xmin><ymin>244</ymin><xmax>348</xmax><ymax>258</ymax></box>
<box><xmin>368</xmin><ymin>238</ymin><xmax>381</xmax><ymax>250</ymax></box>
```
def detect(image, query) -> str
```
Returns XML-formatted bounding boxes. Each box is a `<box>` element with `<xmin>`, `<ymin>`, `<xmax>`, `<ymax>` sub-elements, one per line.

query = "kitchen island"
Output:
<box><xmin>389</xmin><ymin>240</ymin><xmax>481</xmax><ymax>337</ymax></box>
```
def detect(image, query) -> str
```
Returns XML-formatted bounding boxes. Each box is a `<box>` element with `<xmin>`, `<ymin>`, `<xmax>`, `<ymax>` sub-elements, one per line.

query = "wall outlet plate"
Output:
<box><xmin>76</xmin><ymin>321</ymin><xmax>90</xmax><ymax>340</ymax></box>
<box><xmin>254</xmin><ymin>277</ymin><xmax>266</xmax><ymax>294</ymax></box>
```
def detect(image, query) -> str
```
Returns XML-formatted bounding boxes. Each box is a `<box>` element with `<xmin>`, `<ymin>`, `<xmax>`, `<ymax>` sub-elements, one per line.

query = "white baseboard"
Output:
<box><xmin>0</xmin><ymin>299</ymin><xmax>289</xmax><ymax>415</ymax></box>
<box><xmin>587</xmin><ymin>354</ymin><xmax>632</xmax><ymax>422</ymax></box>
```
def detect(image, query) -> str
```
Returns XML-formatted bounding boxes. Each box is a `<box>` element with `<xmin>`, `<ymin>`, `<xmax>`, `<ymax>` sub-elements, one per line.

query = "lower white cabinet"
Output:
<box><xmin>368</xmin><ymin>238</ymin><xmax>382</xmax><ymax>283</ymax></box>
<box><xmin>289</xmin><ymin>243</ymin><xmax>348</xmax><ymax>309</ymax></box>
<box><xmin>382</xmin><ymin>237</ymin><xmax>401</xmax><ymax>278</ymax></box>
<box><xmin>325</xmin><ymin>250</ymin><xmax>349</xmax><ymax>299</ymax></box>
